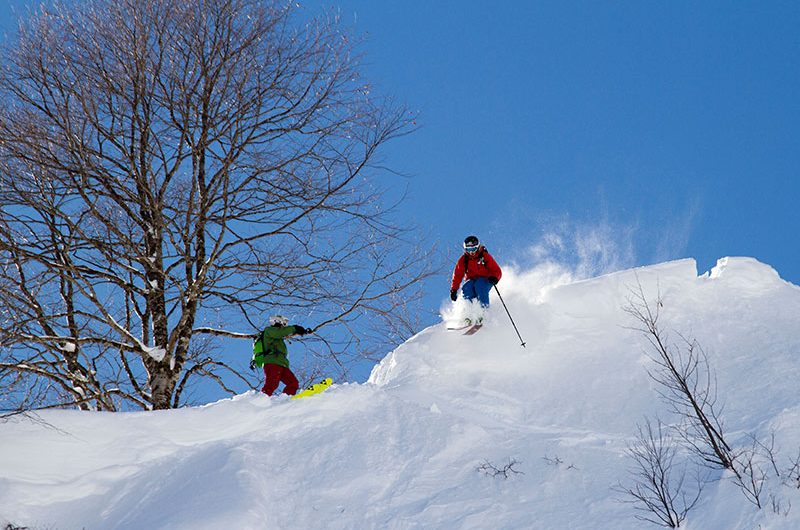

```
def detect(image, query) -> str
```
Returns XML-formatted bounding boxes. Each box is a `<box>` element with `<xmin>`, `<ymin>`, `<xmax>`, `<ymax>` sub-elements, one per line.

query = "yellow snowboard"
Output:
<box><xmin>291</xmin><ymin>377</ymin><xmax>333</xmax><ymax>400</ymax></box>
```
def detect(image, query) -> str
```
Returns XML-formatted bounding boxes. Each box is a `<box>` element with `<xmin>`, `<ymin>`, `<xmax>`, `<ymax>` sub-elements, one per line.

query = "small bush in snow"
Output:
<box><xmin>615</xmin><ymin>418</ymin><xmax>704</xmax><ymax>528</ymax></box>
<box><xmin>785</xmin><ymin>449</ymin><xmax>800</xmax><ymax>490</ymax></box>
<box><xmin>477</xmin><ymin>459</ymin><xmax>524</xmax><ymax>479</ymax></box>
<box><xmin>543</xmin><ymin>453</ymin><xmax>579</xmax><ymax>470</ymax></box>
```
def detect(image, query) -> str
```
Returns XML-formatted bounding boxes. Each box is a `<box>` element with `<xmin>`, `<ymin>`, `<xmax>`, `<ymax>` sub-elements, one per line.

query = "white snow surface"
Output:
<box><xmin>2</xmin><ymin>257</ymin><xmax>800</xmax><ymax>530</ymax></box>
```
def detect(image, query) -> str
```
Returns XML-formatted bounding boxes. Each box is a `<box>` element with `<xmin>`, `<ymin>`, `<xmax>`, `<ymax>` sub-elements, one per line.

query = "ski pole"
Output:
<box><xmin>493</xmin><ymin>285</ymin><xmax>526</xmax><ymax>348</ymax></box>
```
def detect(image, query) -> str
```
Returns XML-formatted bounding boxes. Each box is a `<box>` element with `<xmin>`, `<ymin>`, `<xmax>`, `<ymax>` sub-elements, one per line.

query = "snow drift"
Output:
<box><xmin>1</xmin><ymin>257</ymin><xmax>799</xmax><ymax>529</ymax></box>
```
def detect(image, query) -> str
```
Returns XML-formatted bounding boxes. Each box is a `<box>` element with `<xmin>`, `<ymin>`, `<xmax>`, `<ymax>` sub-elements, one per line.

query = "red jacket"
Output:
<box><xmin>451</xmin><ymin>247</ymin><xmax>502</xmax><ymax>291</ymax></box>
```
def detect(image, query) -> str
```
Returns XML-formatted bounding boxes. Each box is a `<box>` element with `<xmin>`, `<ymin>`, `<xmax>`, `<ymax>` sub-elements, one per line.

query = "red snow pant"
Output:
<box><xmin>262</xmin><ymin>364</ymin><xmax>299</xmax><ymax>396</ymax></box>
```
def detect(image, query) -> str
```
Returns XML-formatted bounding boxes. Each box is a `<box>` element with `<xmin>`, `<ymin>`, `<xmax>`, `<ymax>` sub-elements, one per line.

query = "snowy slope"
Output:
<box><xmin>1</xmin><ymin>257</ymin><xmax>799</xmax><ymax>530</ymax></box>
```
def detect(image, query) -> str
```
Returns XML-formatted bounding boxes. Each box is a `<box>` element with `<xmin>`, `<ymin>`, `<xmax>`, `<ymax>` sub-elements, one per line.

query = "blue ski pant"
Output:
<box><xmin>462</xmin><ymin>277</ymin><xmax>492</xmax><ymax>307</ymax></box>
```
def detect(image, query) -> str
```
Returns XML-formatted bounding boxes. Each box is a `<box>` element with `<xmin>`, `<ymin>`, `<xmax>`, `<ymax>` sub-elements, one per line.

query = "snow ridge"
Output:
<box><xmin>2</xmin><ymin>257</ymin><xmax>799</xmax><ymax>530</ymax></box>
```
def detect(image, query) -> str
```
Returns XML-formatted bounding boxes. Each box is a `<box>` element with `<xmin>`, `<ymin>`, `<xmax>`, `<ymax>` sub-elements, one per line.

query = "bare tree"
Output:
<box><xmin>0</xmin><ymin>0</ymin><xmax>430</xmax><ymax>411</ymax></box>
<box><xmin>625</xmin><ymin>283</ymin><xmax>736</xmax><ymax>472</ymax></box>
<box><xmin>616</xmin><ymin>418</ymin><xmax>705</xmax><ymax>528</ymax></box>
<box><xmin>624</xmin><ymin>282</ymin><xmax>800</xmax><ymax>512</ymax></box>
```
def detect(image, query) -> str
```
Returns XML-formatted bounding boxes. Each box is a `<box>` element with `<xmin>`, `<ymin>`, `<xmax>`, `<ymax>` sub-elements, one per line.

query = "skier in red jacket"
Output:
<box><xmin>450</xmin><ymin>235</ymin><xmax>502</xmax><ymax>308</ymax></box>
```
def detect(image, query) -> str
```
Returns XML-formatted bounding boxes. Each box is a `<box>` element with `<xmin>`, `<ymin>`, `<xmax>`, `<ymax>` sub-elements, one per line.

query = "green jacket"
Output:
<box><xmin>252</xmin><ymin>325</ymin><xmax>302</xmax><ymax>368</ymax></box>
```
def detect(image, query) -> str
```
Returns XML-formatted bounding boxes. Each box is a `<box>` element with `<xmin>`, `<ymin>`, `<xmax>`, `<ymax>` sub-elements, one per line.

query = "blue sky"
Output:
<box><xmin>3</xmin><ymin>1</ymin><xmax>796</xmax><ymax>288</ymax></box>
<box><xmin>301</xmin><ymin>0</ymin><xmax>799</xmax><ymax>303</ymax></box>
<box><xmin>1</xmin><ymin>1</ymin><xmax>798</xmax><ymax>386</ymax></box>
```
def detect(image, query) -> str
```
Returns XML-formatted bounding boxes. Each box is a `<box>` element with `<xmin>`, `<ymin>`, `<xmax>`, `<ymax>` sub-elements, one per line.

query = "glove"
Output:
<box><xmin>294</xmin><ymin>325</ymin><xmax>310</xmax><ymax>336</ymax></box>
<box><xmin>249</xmin><ymin>360</ymin><xmax>256</xmax><ymax>371</ymax></box>
<box><xmin>488</xmin><ymin>276</ymin><xmax>499</xmax><ymax>285</ymax></box>
<box><xmin>450</xmin><ymin>289</ymin><xmax>458</xmax><ymax>302</ymax></box>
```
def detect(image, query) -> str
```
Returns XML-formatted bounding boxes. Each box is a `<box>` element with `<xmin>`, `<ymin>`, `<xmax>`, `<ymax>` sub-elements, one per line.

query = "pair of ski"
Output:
<box><xmin>291</xmin><ymin>377</ymin><xmax>333</xmax><ymax>400</ymax></box>
<box><xmin>447</xmin><ymin>322</ymin><xmax>483</xmax><ymax>335</ymax></box>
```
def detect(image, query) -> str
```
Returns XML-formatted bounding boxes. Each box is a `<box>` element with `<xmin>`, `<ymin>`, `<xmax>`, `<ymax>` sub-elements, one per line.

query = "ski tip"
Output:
<box><xmin>463</xmin><ymin>324</ymin><xmax>483</xmax><ymax>335</ymax></box>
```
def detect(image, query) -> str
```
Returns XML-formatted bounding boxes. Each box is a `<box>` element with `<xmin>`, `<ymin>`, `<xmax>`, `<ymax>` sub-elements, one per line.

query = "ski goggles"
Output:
<box><xmin>464</xmin><ymin>244</ymin><xmax>479</xmax><ymax>253</ymax></box>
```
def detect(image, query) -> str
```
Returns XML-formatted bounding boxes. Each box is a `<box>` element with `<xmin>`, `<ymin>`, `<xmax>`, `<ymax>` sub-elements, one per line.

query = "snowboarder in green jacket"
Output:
<box><xmin>251</xmin><ymin>315</ymin><xmax>311</xmax><ymax>396</ymax></box>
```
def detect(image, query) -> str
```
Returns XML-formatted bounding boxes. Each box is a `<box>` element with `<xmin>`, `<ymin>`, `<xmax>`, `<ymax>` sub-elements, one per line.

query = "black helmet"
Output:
<box><xmin>463</xmin><ymin>235</ymin><xmax>480</xmax><ymax>253</ymax></box>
